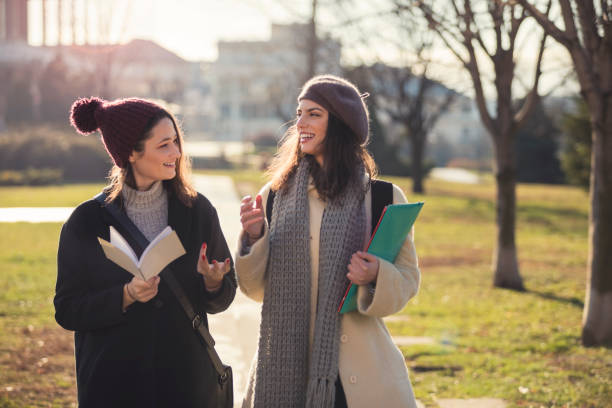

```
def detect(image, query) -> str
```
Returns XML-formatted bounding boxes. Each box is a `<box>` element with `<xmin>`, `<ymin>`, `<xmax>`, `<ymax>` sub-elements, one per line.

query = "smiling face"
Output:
<box><xmin>128</xmin><ymin>117</ymin><xmax>181</xmax><ymax>191</ymax></box>
<box><xmin>296</xmin><ymin>99</ymin><xmax>329</xmax><ymax>166</ymax></box>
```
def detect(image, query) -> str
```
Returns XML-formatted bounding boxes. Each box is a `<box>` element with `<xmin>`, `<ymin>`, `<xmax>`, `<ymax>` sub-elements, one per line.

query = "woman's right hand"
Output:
<box><xmin>240</xmin><ymin>194</ymin><xmax>265</xmax><ymax>245</ymax></box>
<box><xmin>122</xmin><ymin>276</ymin><xmax>160</xmax><ymax>310</ymax></box>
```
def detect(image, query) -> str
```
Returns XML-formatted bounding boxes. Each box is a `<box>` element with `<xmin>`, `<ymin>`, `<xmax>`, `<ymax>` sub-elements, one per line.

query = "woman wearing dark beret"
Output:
<box><xmin>236</xmin><ymin>75</ymin><xmax>421</xmax><ymax>407</ymax></box>
<box><xmin>54</xmin><ymin>97</ymin><xmax>236</xmax><ymax>407</ymax></box>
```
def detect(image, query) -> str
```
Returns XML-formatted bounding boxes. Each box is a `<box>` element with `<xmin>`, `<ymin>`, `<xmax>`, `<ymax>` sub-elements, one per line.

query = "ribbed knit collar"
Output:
<box><xmin>121</xmin><ymin>180</ymin><xmax>165</xmax><ymax>210</ymax></box>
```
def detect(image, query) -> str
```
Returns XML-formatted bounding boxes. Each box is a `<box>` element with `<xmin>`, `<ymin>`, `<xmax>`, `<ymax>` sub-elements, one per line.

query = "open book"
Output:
<box><xmin>97</xmin><ymin>226</ymin><xmax>186</xmax><ymax>280</ymax></box>
<box><xmin>338</xmin><ymin>202</ymin><xmax>424</xmax><ymax>314</ymax></box>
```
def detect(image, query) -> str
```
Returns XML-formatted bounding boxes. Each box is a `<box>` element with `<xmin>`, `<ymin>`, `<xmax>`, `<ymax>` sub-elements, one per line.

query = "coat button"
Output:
<box><xmin>340</xmin><ymin>334</ymin><xmax>348</xmax><ymax>343</ymax></box>
<box><xmin>349</xmin><ymin>375</ymin><xmax>357</xmax><ymax>384</ymax></box>
<box><xmin>154</xmin><ymin>298</ymin><xmax>164</xmax><ymax>308</ymax></box>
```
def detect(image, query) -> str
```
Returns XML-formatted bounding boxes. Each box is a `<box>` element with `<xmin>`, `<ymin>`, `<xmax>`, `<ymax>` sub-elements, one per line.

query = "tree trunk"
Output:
<box><xmin>581</xmin><ymin>92</ymin><xmax>612</xmax><ymax>346</ymax></box>
<box><xmin>0</xmin><ymin>97</ymin><xmax>6</xmax><ymax>132</ymax></box>
<box><xmin>306</xmin><ymin>0</ymin><xmax>318</xmax><ymax>80</ymax></box>
<box><xmin>42</xmin><ymin>0</ymin><xmax>47</xmax><ymax>46</ymax></box>
<box><xmin>492</xmin><ymin>136</ymin><xmax>525</xmax><ymax>290</ymax></box>
<box><xmin>411</xmin><ymin>135</ymin><xmax>425</xmax><ymax>194</ymax></box>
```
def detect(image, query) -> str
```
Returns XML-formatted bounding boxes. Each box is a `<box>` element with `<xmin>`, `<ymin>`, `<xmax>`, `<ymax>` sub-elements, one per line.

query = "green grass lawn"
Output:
<box><xmin>0</xmin><ymin>172</ymin><xmax>609</xmax><ymax>407</ymax></box>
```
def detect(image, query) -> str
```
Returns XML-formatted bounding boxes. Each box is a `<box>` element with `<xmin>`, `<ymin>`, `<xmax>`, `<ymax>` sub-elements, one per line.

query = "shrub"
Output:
<box><xmin>0</xmin><ymin>168</ymin><xmax>63</xmax><ymax>186</ymax></box>
<box><xmin>0</xmin><ymin>126</ymin><xmax>111</xmax><ymax>182</ymax></box>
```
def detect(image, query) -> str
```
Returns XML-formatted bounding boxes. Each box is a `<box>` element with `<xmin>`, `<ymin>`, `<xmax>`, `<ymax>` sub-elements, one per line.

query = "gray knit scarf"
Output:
<box><xmin>254</xmin><ymin>159</ymin><xmax>366</xmax><ymax>408</ymax></box>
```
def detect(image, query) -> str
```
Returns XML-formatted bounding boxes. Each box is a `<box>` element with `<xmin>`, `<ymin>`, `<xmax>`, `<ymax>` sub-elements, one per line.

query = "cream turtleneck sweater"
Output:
<box><xmin>121</xmin><ymin>181</ymin><xmax>168</xmax><ymax>241</ymax></box>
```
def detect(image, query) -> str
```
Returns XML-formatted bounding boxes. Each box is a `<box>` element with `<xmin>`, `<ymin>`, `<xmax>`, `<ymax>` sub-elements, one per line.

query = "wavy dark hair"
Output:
<box><xmin>267</xmin><ymin>113</ymin><xmax>377</xmax><ymax>201</ymax></box>
<box><xmin>105</xmin><ymin>109</ymin><xmax>197</xmax><ymax>207</ymax></box>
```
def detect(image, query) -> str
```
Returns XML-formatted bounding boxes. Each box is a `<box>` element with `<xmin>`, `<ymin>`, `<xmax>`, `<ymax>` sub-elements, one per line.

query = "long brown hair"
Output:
<box><xmin>267</xmin><ymin>113</ymin><xmax>377</xmax><ymax>201</ymax></box>
<box><xmin>105</xmin><ymin>110</ymin><xmax>197</xmax><ymax>207</ymax></box>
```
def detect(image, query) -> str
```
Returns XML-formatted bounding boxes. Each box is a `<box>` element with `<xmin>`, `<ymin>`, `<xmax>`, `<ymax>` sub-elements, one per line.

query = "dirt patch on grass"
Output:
<box><xmin>420</xmin><ymin>254</ymin><xmax>488</xmax><ymax>268</ymax></box>
<box><xmin>0</xmin><ymin>325</ymin><xmax>76</xmax><ymax>407</ymax></box>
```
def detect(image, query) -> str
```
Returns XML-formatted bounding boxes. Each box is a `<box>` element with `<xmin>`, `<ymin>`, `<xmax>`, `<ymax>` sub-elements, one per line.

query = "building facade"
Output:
<box><xmin>209</xmin><ymin>23</ymin><xmax>342</xmax><ymax>141</ymax></box>
<box><xmin>0</xmin><ymin>0</ymin><xmax>28</xmax><ymax>43</ymax></box>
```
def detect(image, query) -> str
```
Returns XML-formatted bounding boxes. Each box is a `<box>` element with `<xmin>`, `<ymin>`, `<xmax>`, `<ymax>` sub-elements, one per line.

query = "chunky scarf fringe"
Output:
<box><xmin>306</xmin><ymin>377</ymin><xmax>336</xmax><ymax>408</ymax></box>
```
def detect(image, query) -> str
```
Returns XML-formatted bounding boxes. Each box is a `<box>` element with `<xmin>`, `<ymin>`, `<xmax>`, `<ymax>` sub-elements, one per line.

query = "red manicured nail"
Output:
<box><xmin>225</xmin><ymin>259</ymin><xmax>230</xmax><ymax>264</ymax></box>
<box><xmin>201</xmin><ymin>254</ymin><xmax>206</xmax><ymax>261</ymax></box>
<box><xmin>212</xmin><ymin>260</ymin><xmax>217</xmax><ymax>264</ymax></box>
<box><xmin>202</xmin><ymin>242</ymin><xmax>207</xmax><ymax>250</ymax></box>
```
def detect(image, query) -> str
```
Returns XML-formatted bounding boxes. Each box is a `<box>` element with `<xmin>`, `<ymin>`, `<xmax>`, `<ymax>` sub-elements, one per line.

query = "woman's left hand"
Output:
<box><xmin>197</xmin><ymin>242</ymin><xmax>231</xmax><ymax>292</ymax></box>
<box><xmin>347</xmin><ymin>251</ymin><xmax>379</xmax><ymax>285</ymax></box>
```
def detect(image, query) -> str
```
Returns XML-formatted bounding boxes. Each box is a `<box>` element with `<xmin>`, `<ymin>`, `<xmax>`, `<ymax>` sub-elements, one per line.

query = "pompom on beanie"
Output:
<box><xmin>70</xmin><ymin>97</ymin><xmax>167</xmax><ymax>168</ymax></box>
<box><xmin>298</xmin><ymin>75</ymin><xmax>370</xmax><ymax>143</ymax></box>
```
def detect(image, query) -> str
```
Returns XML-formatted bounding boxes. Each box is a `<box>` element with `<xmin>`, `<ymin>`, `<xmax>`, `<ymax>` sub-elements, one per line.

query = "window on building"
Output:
<box><xmin>220</xmin><ymin>104</ymin><xmax>231</xmax><ymax>119</ymax></box>
<box><xmin>0</xmin><ymin>0</ymin><xmax>6</xmax><ymax>41</ymax></box>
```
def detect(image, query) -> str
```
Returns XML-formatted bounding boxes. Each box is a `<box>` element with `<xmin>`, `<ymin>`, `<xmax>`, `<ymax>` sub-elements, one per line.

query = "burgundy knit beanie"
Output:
<box><xmin>298</xmin><ymin>75</ymin><xmax>370</xmax><ymax>143</ymax></box>
<box><xmin>69</xmin><ymin>97</ymin><xmax>167</xmax><ymax>168</ymax></box>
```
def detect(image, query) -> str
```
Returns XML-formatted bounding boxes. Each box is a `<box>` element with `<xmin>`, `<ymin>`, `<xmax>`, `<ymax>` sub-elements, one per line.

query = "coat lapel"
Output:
<box><xmin>99</xmin><ymin>195</ymin><xmax>148</xmax><ymax>258</ymax></box>
<box><xmin>168</xmin><ymin>193</ymin><xmax>193</xmax><ymax>248</ymax></box>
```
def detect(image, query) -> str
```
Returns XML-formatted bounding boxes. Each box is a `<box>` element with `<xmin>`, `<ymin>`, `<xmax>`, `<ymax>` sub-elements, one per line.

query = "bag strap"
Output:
<box><xmin>265</xmin><ymin>189</ymin><xmax>276</xmax><ymax>225</ymax></box>
<box><xmin>265</xmin><ymin>180</ymin><xmax>393</xmax><ymax>232</ymax></box>
<box><xmin>370</xmin><ymin>180</ymin><xmax>393</xmax><ymax>233</ymax></box>
<box><xmin>94</xmin><ymin>192</ymin><xmax>230</xmax><ymax>382</ymax></box>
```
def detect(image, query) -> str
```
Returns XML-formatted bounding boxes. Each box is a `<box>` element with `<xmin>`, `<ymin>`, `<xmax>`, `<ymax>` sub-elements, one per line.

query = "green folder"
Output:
<box><xmin>338</xmin><ymin>202</ymin><xmax>424</xmax><ymax>314</ymax></box>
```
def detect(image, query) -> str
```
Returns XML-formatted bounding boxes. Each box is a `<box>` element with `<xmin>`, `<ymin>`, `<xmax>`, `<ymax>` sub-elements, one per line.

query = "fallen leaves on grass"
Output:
<box><xmin>0</xmin><ymin>325</ymin><xmax>76</xmax><ymax>407</ymax></box>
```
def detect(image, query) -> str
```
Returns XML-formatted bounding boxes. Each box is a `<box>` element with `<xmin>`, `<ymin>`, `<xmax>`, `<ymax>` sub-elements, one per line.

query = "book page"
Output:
<box><xmin>98</xmin><ymin>237</ymin><xmax>143</xmax><ymax>279</ymax></box>
<box><xmin>109</xmin><ymin>226</ymin><xmax>139</xmax><ymax>265</ymax></box>
<box><xmin>138</xmin><ymin>230</ymin><xmax>186</xmax><ymax>280</ymax></box>
<box><xmin>139</xmin><ymin>226</ymin><xmax>171</xmax><ymax>262</ymax></box>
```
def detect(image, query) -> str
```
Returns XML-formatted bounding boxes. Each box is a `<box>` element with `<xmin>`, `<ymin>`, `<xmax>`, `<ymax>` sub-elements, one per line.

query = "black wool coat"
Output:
<box><xmin>54</xmin><ymin>191</ymin><xmax>237</xmax><ymax>408</ymax></box>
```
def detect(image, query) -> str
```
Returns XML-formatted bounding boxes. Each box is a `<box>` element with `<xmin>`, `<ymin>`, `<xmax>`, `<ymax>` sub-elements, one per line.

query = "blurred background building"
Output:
<box><xmin>1</xmin><ymin>0</ymin><xmax>573</xmax><ymax>185</ymax></box>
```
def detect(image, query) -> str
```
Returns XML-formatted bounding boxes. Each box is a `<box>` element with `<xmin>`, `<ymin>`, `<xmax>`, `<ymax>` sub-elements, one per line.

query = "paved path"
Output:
<box><xmin>0</xmin><ymin>207</ymin><xmax>74</xmax><ymax>222</ymax></box>
<box><xmin>430</xmin><ymin>167</ymin><xmax>480</xmax><ymax>184</ymax></box>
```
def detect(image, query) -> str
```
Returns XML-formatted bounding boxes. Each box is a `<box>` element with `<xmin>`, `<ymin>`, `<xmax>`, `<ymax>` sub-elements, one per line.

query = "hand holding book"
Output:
<box><xmin>347</xmin><ymin>251</ymin><xmax>379</xmax><ymax>285</ymax></box>
<box><xmin>338</xmin><ymin>202</ymin><xmax>424</xmax><ymax>314</ymax></box>
<box><xmin>123</xmin><ymin>275</ymin><xmax>160</xmax><ymax>310</ymax></box>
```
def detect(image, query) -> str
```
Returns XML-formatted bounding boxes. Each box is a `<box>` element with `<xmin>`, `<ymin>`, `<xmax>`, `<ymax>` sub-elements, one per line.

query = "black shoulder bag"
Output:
<box><xmin>94</xmin><ymin>193</ymin><xmax>233</xmax><ymax>408</ymax></box>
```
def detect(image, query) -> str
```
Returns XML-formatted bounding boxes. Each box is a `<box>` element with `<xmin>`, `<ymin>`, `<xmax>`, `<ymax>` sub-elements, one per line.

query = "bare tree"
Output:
<box><xmin>42</xmin><ymin>0</ymin><xmax>47</xmax><ymax>46</ymax></box>
<box><xmin>516</xmin><ymin>0</ymin><xmax>612</xmax><ymax>347</ymax></box>
<box><xmin>245</xmin><ymin>0</ymin><xmax>343</xmax><ymax>125</ymax></box>
<box><xmin>367</xmin><ymin>62</ymin><xmax>454</xmax><ymax>193</ymax></box>
<box><xmin>0</xmin><ymin>65</ymin><xmax>9</xmax><ymax>131</ymax></box>
<box><xmin>307</xmin><ymin>0</ymin><xmax>318</xmax><ymax>79</ymax></box>
<box><xmin>318</xmin><ymin>2</ymin><xmax>456</xmax><ymax>193</ymax></box>
<box><xmin>410</xmin><ymin>0</ymin><xmax>551</xmax><ymax>290</ymax></box>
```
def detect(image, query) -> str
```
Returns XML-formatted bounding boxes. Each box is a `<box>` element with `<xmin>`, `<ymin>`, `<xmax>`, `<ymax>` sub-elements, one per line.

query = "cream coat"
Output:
<box><xmin>236</xmin><ymin>180</ymin><xmax>420</xmax><ymax>408</ymax></box>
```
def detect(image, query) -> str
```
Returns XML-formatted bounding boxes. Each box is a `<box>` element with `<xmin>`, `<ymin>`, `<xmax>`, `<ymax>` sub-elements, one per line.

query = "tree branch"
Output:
<box><xmin>415</xmin><ymin>2</ymin><xmax>470</xmax><ymax>66</ymax></box>
<box><xmin>517</xmin><ymin>0</ymin><xmax>599</xmax><ymax>98</ymax></box>
<box><xmin>575</xmin><ymin>0</ymin><xmax>601</xmax><ymax>56</ymax></box>
<box><xmin>464</xmin><ymin>0</ymin><xmax>494</xmax><ymax>57</ymax></box>
<box><xmin>602</xmin><ymin>0</ymin><xmax>612</xmax><ymax>41</ymax></box>
<box><xmin>508</xmin><ymin>3</ymin><xmax>527</xmax><ymax>52</ymax></box>
<box><xmin>558</xmin><ymin>0</ymin><xmax>580</xmax><ymax>44</ymax></box>
<box><xmin>515</xmin><ymin>0</ymin><xmax>570</xmax><ymax>46</ymax></box>
<box><xmin>515</xmin><ymin>5</ymin><xmax>549</xmax><ymax>130</ymax></box>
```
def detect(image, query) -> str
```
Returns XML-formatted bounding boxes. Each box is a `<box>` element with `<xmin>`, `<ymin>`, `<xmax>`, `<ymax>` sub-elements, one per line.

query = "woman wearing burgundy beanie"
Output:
<box><xmin>54</xmin><ymin>97</ymin><xmax>236</xmax><ymax>407</ymax></box>
<box><xmin>236</xmin><ymin>75</ymin><xmax>420</xmax><ymax>407</ymax></box>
